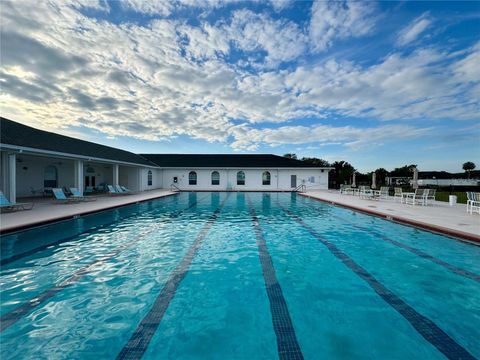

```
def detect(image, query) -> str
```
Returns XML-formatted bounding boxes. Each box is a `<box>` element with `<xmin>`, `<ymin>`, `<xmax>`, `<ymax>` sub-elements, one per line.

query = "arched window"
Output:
<box><xmin>147</xmin><ymin>170</ymin><xmax>153</xmax><ymax>186</ymax></box>
<box><xmin>262</xmin><ymin>171</ymin><xmax>271</xmax><ymax>185</ymax></box>
<box><xmin>44</xmin><ymin>165</ymin><xmax>58</xmax><ymax>188</ymax></box>
<box><xmin>189</xmin><ymin>171</ymin><xmax>197</xmax><ymax>185</ymax></box>
<box><xmin>211</xmin><ymin>171</ymin><xmax>220</xmax><ymax>185</ymax></box>
<box><xmin>237</xmin><ymin>171</ymin><xmax>245</xmax><ymax>185</ymax></box>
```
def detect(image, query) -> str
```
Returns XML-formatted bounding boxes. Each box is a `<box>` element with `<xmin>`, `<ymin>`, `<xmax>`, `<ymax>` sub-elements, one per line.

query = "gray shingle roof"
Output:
<box><xmin>141</xmin><ymin>154</ymin><xmax>323</xmax><ymax>168</ymax></box>
<box><xmin>0</xmin><ymin>117</ymin><xmax>155</xmax><ymax>166</ymax></box>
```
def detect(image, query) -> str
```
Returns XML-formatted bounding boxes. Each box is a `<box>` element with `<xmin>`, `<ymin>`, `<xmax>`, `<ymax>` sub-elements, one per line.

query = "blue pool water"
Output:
<box><xmin>1</xmin><ymin>192</ymin><xmax>479</xmax><ymax>360</ymax></box>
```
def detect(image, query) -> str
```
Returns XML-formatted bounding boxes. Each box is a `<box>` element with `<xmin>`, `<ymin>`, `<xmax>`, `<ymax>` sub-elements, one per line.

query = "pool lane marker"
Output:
<box><xmin>0</xmin><ymin>196</ymin><xmax>179</xmax><ymax>267</ymax></box>
<box><xmin>296</xmin><ymin>199</ymin><xmax>480</xmax><ymax>283</ymax></box>
<box><xmin>247</xmin><ymin>195</ymin><xmax>304</xmax><ymax>360</ymax></box>
<box><xmin>0</xmin><ymin>195</ymin><xmax>206</xmax><ymax>333</ymax></box>
<box><xmin>281</xmin><ymin>206</ymin><xmax>476</xmax><ymax>360</ymax></box>
<box><xmin>116</xmin><ymin>193</ymin><xmax>230</xmax><ymax>360</ymax></box>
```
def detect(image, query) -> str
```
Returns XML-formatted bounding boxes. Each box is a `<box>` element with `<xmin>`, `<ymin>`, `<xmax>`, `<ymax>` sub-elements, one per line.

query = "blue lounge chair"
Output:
<box><xmin>115</xmin><ymin>185</ymin><xmax>132</xmax><ymax>194</ymax></box>
<box><xmin>52</xmin><ymin>188</ymin><xmax>80</xmax><ymax>203</ymax></box>
<box><xmin>121</xmin><ymin>185</ymin><xmax>134</xmax><ymax>193</ymax></box>
<box><xmin>0</xmin><ymin>191</ymin><xmax>34</xmax><ymax>212</ymax></box>
<box><xmin>69</xmin><ymin>188</ymin><xmax>97</xmax><ymax>202</ymax></box>
<box><xmin>107</xmin><ymin>185</ymin><xmax>122</xmax><ymax>196</ymax></box>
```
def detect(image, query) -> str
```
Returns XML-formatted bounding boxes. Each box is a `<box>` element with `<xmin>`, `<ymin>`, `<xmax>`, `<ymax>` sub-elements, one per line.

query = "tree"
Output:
<box><xmin>283</xmin><ymin>153</ymin><xmax>297</xmax><ymax>160</ymax></box>
<box><xmin>331</xmin><ymin>161</ymin><xmax>355</xmax><ymax>188</ymax></box>
<box><xmin>389</xmin><ymin>164</ymin><xmax>417</xmax><ymax>177</ymax></box>
<box><xmin>300</xmin><ymin>157</ymin><xmax>330</xmax><ymax>167</ymax></box>
<box><xmin>374</xmin><ymin>168</ymin><xmax>388</xmax><ymax>186</ymax></box>
<box><xmin>463</xmin><ymin>161</ymin><xmax>476</xmax><ymax>179</ymax></box>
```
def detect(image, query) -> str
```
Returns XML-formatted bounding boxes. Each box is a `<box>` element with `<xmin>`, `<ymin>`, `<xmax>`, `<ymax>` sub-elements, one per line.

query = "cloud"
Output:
<box><xmin>0</xmin><ymin>1</ymin><xmax>478</xmax><ymax>154</ymax></box>
<box><xmin>229</xmin><ymin>123</ymin><xmax>431</xmax><ymax>150</ymax></box>
<box><xmin>225</xmin><ymin>9</ymin><xmax>307</xmax><ymax>68</ymax></box>
<box><xmin>397</xmin><ymin>13</ymin><xmax>432</xmax><ymax>46</ymax></box>
<box><xmin>309</xmin><ymin>0</ymin><xmax>377</xmax><ymax>52</ymax></box>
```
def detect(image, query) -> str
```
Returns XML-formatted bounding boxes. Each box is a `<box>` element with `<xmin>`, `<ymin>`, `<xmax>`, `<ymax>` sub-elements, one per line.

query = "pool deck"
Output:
<box><xmin>301</xmin><ymin>190</ymin><xmax>480</xmax><ymax>244</ymax></box>
<box><xmin>0</xmin><ymin>189</ymin><xmax>177</xmax><ymax>234</ymax></box>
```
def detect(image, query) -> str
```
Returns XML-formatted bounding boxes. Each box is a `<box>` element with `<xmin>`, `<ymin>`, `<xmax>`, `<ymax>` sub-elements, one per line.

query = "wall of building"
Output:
<box><xmin>161</xmin><ymin>168</ymin><xmax>329</xmax><ymax>191</ymax></box>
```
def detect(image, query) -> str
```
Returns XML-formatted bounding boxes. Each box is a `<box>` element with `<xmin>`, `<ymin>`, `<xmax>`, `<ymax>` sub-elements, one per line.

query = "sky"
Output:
<box><xmin>1</xmin><ymin>0</ymin><xmax>479</xmax><ymax>173</ymax></box>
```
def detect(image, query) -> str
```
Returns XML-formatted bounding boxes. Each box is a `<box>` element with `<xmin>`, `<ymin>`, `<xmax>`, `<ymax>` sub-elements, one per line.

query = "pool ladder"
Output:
<box><xmin>170</xmin><ymin>184</ymin><xmax>181</xmax><ymax>192</ymax></box>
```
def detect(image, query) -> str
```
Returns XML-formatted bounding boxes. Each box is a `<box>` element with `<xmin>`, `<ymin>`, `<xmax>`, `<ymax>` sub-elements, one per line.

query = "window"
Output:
<box><xmin>44</xmin><ymin>165</ymin><xmax>58</xmax><ymax>188</ymax></box>
<box><xmin>147</xmin><ymin>170</ymin><xmax>153</xmax><ymax>186</ymax></box>
<box><xmin>211</xmin><ymin>171</ymin><xmax>220</xmax><ymax>185</ymax></box>
<box><xmin>262</xmin><ymin>171</ymin><xmax>271</xmax><ymax>185</ymax></box>
<box><xmin>189</xmin><ymin>171</ymin><xmax>197</xmax><ymax>185</ymax></box>
<box><xmin>237</xmin><ymin>171</ymin><xmax>245</xmax><ymax>185</ymax></box>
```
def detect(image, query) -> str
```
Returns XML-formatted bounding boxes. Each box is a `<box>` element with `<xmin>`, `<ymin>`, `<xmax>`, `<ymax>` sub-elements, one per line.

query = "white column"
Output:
<box><xmin>113</xmin><ymin>164</ymin><xmax>119</xmax><ymax>187</ymax></box>
<box><xmin>8</xmin><ymin>153</ymin><xmax>16</xmax><ymax>203</ymax></box>
<box><xmin>74</xmin><ymin>160</ymin><xmax>84</xmax><ymax>195</ymax></box>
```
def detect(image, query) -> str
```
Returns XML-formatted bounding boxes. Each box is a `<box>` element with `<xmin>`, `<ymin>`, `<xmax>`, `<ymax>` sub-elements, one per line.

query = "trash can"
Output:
<box><xmin>449</xmin><ymin>195</ymin><xmax>457</xmax><ymax>206</ymax></box>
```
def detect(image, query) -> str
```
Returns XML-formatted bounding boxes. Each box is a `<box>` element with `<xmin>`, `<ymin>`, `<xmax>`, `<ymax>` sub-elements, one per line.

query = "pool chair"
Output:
<box><xmin>424</xmin><ymin>189</ymin><xmax>437</xmax><ymax>206</ymax></box>
<box><xmin>359</xmin><ymin>186</ymin><xmax>375</xmax><ymax>199</ymax></box>
<box><xmin>107</xmin><ymin>185</ymin><xmax>123</xmax><ymax>196</ymax></box>
<box><xmin>69</xmin><ymin>188</ymin><xmax>97</xmax><ymax>202</ymax></box>
<box><xmin>404</xmin><ymin>189</ymin><xmax>427</xmax><ymax>206</ymax></box>
<box><xmin>52</xmin><ymin>188</ymin><xmax>81</xmax><ymax>203</ymax></box>
<box><xmin>121</xmin><ymin>185</ymin><xmax>134</xmax><ymax>193</ymax></box>
<box><xmin>115</xmin><ymin>185</ymin><xmax>132</xmax><ymax>195</ymax></box>
<box><xmin>84</xmin><ymin>186</ymin><xmax>94</xmax><ymax>195</ymax></box>
<box><xmin>374</xmin><ymin>186</ymin><xmax>389</xmax><ymax>200</ymax></box>
<box><xmin>466</xmin><ymin>192</ymin><xmax>480</xmax><ymax>214</ymax></box>
<box><xmin>0</xmin><ymin>191</ymin><xmax>34</xmax><ymax>212</ymax></box>
<box><xmin>340</xmin><ymin>185</ymin><xmax>352</xmax><ymax>194</ymax></box>
<box><xmin>393</xmin><ymin>187</ymin><xmax>403</xmax><ymax>202</ymax></box>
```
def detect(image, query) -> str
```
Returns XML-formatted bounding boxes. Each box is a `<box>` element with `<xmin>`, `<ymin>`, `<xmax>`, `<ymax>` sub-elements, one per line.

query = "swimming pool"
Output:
<box><xmin>1</xmin><ymin>192</ymin><xmax>479</xmax><ymax>360</ymax></box>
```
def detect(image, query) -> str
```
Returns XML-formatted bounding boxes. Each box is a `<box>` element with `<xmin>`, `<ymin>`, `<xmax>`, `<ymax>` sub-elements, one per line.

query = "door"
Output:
<box><xmin>291</xmin><ymin>175</ymin><xmax>297</xmax><ymax>188</ymax></box>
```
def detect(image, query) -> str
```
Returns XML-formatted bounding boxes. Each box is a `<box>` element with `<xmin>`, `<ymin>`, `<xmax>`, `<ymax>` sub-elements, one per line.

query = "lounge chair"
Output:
<box><xmin>52</xmin><ymin>188</ymin><xmax>81</xmax><ymax>203</ymax></box>
<box><xmin>404</xmin><ymin>189</ymin><xmax>427</xmax><ymax>206</ymax></box>
<box><xmin>121</xmin><ymin>185</ymin><xmax>134</xmax><ymax>193</ymax></box>
<box><xmin>84</xmin><ymin>186</ymin><xmax>94</xmax><ymax>194</ymax></box>
<box><xmin>107</xmin><ymin>185</ymin><xmax>123</xmax><ymax>196</ymax></box>
<box><xmin>0</xmin><ymin>191</ymin><xmax>34</xmax><ymax>212</ymax></box>
<box><xmin>466</xmin><ymin>192</ymin><xmax>480</xmax><ymax>214</ymax></box>
<box><xmin>69</xmin><ymin>188</ymin><xmax>97</xmax><ymax>202</ymax></box>
<box><xmin>424</xmin><ymin>189</ymin><xmax>436</xmax><ymax>206</ymax></box>
<box><xmin>374</xmin><ymin>186</ymin><xmax>389</xmax><ymax>199</ymax></box>
<box><xmin>394</xmin><ymin>187</ymin><xmax>403</xmax><ymax>202</ymax></box>
<box><xmin>340</xmin><ymin>185</ymin><xmax>352</xmax><ymax>194</ymax></box>
<box><xmin>115</xmin><ymin>185</ymin><xmax>132</xmax><ymax>194</ymax></box>
<box><xmin>359</xmin><ymin>185</ymin><xmax>375</xmax><ymax>199</ymax></box>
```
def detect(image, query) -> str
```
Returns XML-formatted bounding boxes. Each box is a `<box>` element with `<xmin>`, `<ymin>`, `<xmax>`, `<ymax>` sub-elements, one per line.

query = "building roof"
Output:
<box><xmin>141</xmin><ymin>154</ymin><xmax>326</xmax><ymax>168</ymax></box>
<box><xmin>0</xmin><ymin>117</ymin><xmax>155</xmax><ymax>166</ymax></box>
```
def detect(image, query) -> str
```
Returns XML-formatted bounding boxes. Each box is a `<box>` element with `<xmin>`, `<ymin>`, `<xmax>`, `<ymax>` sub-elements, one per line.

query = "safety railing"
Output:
<box><xmin>294</xmin><ymin>184</ymin><xmax>306</xmax><ymax>193</ymax></box>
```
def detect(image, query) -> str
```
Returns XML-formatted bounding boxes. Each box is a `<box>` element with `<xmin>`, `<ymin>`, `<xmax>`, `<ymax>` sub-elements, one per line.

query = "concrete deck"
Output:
<box><xmin>302</xmin><ymin>190</ymin><xmax>480</xmax><ymax>244</ymax></box>
<box><xmin>0</xmin><ymin>189</ymin><xmax>176</xmax><ymax>233</ymax></box>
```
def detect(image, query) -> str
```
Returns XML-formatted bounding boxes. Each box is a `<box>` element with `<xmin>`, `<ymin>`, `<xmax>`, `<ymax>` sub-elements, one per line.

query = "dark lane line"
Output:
<box><xmin>281</xmin><ymin>206</ymin><xmax>475</xmax><ymax>360</ymax></box>
<box><xmin>1</xmin><ymin>196</ymin><xmax>178</xmax><ymax>267</ymax></box>
<box><xmin>116</xmin><ymin>193</ymin><xmax>230</xmax><ymax>360</ymax></box>
<box><xmin>0</xmin><ymin>195</ymin><xmax>206</xmax><ymax>333</ymax></box>
<box><xmin>297</xmin><ymin>198</ymin><xmax>480</xmax><ymax>283</ymax></box>
<box><xmin>247</xmin><ymin>195</ymin><xmax>304</xmax><ymax>360</ymax></box>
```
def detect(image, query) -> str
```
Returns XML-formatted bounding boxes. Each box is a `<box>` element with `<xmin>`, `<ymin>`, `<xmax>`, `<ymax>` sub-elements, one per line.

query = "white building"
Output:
<box><xmin>141</xmin><ymin>154</ymin><xmax>331</xmax><ymax>192</ymax></box>
<box><xmin>0</xmin><ymin>118</ymin><xmax>331</xmax><ymax>201</ymax></box>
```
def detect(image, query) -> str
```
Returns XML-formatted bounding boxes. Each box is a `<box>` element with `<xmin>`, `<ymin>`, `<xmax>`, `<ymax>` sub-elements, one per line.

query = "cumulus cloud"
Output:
<box><xmin>397</xmin><ymin>13</ymin><xmax>432</xmax><ymax>46</ymax></box>
<box><xmin>0</xmin><ymin>0</ymin><xmax>478</xmax><ymax>153</ymax></box>
<box><xmin>309</xmin><ymin>0</ymin><xmax>377</xmax><ymax>52</ymax></box>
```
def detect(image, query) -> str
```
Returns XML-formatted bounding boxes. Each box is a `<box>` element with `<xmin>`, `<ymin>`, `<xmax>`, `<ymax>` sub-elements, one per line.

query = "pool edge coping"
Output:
<box><xmin>0</xmin><ymin>192</ymin><xmax>179</xmax><ymax>236</ymax></box>
<box><xmin>299</xmin><ymin>193</ymin><xmax>480</xmax><ymax>246</ymax></box>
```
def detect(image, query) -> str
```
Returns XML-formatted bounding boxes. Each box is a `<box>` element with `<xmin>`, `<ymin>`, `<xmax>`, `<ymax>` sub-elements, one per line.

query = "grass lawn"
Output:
<box><xmin>435</xmin><ymin>192</ymin><xmax>468</xmax><ymax>204</ymax></box>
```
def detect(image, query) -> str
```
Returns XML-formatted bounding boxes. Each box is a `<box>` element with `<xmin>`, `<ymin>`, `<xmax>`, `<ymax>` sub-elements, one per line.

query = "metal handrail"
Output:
<box><xmin>294</xmin><ymin>184</ymin><xmax>306</xmax><ymax>193</ymax></box>
<box><xmin>170</xmin><ymin>184</ymin><xmax>181</xmax><ymax>192</ymax></box>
